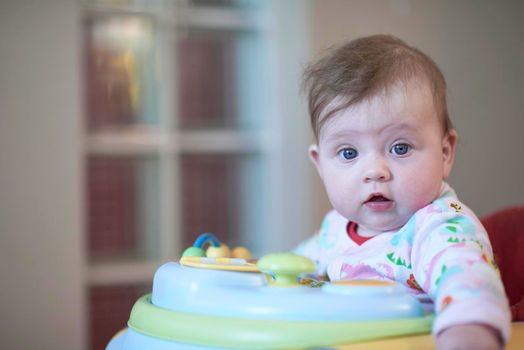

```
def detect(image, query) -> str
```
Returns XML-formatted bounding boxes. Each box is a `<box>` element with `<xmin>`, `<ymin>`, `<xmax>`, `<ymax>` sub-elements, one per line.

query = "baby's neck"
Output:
<box><xmin>356</xmin><ymin>223</ymin><xmax>400</xmax><ymax>237</ymax></box>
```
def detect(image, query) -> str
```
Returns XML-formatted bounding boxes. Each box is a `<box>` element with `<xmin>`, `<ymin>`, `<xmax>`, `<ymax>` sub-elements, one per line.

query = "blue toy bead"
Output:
<box><xmin>193</xmin><ymin>233</ymin><xmax>221</xmax><ymax>248</ymax></box>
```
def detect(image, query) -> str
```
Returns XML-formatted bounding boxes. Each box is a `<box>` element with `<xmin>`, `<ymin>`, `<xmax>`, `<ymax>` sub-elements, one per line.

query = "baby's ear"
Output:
<box><xmin>308</xmin><ymin>144</ymin><xmax>323</xmax><ymax>178</ymax></box>
<box><xmin>442</xmin><ymin>129</ymin><xmax>458</xmax><ymax>179</ymax></box>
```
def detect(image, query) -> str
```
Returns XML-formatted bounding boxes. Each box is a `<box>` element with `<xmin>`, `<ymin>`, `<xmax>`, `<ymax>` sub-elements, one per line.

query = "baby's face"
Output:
<box><xmin>309</xmin><ymin>80</ymin><xmax>457</xmax><ymax>237</ymax></box>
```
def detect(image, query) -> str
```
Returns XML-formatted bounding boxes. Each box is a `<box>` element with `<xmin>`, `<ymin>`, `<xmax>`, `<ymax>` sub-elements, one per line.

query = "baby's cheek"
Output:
<box><xmin>399</xmin><ymin>176</ymin><xmax>441</xmax><ymax>211</ymax></box>
<box><xmin>326</xmin><ymin>186</ymin><xmax>357</xmax><ymax>219</ymax></box>
<box><xmin>331</xmin><ymin>193</ymin><xmax>355</xmax><ymax>217</ymax></box>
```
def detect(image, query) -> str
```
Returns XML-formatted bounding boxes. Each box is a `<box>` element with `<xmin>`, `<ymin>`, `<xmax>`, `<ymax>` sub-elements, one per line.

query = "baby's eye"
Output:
<box><xmin>390</xmin><ymin>143</ymin><xmax>411</xmax><ymax>156</ymax></box>
<box><xmin>338</xmin><ymin>148</ymin><xmax>358</xmax><ymax>160</ymax></box>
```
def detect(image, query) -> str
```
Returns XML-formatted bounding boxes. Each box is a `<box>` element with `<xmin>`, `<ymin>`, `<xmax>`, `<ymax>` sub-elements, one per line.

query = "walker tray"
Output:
<box><xmin>106</xmin><ymin>234</ymin><xmax>433</xmax><ymax>350</ymax></box>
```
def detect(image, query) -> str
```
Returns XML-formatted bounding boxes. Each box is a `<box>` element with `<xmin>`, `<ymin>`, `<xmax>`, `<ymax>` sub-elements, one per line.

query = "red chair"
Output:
<box><xmin>481</xmin><ymin>205</ymin><xmax>524</xmax><ymax>321</ymax></box>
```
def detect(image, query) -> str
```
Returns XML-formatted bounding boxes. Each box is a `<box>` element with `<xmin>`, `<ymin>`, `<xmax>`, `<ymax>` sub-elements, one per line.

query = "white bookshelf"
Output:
<box><xmin>0</xmin><ymin>1</ymin><xmax>312</xmax><ymax>349</ymax></box>
<box><xmin>81</xmin><ymin>0</ymin><xmax>313</xmax><ymax>348</ymax></box>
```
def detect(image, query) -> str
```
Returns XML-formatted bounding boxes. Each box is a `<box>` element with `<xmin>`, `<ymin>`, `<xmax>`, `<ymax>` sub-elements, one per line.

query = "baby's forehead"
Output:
<box><xmin>317</xmin><ymin>81</ymin><xmax>441</xmax><ymax>138</ymax></box>
<box><xmin>322</xmin><ymin>79</ymin><xmax>436</xmax><ymax>119</ymax></box>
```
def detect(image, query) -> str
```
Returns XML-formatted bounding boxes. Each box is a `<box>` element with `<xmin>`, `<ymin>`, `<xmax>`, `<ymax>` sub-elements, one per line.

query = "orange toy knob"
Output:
<box><xmin>206</xmin><ymin>243</ymin><xmax>231</xmax><ymax>258</ymax></box>
<box><xmin>231</xmin><ymin>246</ymin><xmax>252</xmax><ymax>260</ymax></box>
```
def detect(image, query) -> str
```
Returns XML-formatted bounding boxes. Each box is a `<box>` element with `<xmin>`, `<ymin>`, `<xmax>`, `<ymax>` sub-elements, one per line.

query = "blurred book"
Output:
<box><xmin>89</xmin><ymin>284</ymin><xmax>150</xmax><ymax>350</ymax></box>
<box><xmin>181</xmin><ymin>154</ymin><xmax>239</xmax><ymax>249</ymax></box>
<box><xmin>178</xmin><ymin>31</ymin><xmax>236</xmax><ymax>129</ymax></box>
<box><xmin>87</xmin><ymin>157</ymin><xmax>137</xmax><ymax>259</ymax></box>
<box><xmin>85</xmin><ymin>15</ymin><xmax>159</xmax><ymax>130</ymax></box>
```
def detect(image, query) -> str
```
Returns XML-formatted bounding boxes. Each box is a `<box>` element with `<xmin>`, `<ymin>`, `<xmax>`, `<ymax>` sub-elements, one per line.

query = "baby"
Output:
<box><xmin>295</xmin><ymin>35</ymin><xmax>511</xmax><ymax>349</ymax></box>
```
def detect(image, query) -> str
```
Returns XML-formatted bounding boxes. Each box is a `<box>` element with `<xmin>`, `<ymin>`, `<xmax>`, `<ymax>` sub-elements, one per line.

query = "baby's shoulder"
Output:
<box><xmin>414</xmin><ymin>183</ymin><xmax>474</xmax><ymax>219</ymax></box>
<box><xmin>412</xmin><ymin>191</ymin><xmax>486</xmax><ymax>242</ymax></box>
<box><xmin>421</xmin><ymin>194</ymin><xmax>478</xmax><ymax>222</ymax></box>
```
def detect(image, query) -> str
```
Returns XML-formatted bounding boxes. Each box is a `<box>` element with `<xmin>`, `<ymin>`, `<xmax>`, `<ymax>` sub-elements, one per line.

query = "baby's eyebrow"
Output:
<box><xmin>329</xmin><ymin>129</ymin><xmax>359</xmax><ymax>138</ymax></box>
<box><xmin>320</xmin><ymin>130</ymin><xmax>359</xmax><ymax>144</ymax></box>
<box><xmin>379</xmin><ymin>122</ymin><xmax>418</xmax><ymax>135</ymax></box>
<box><xmin>325</xmin><ymin>123</ymin><xmax>417</xmax><ymax>139</ymax></box>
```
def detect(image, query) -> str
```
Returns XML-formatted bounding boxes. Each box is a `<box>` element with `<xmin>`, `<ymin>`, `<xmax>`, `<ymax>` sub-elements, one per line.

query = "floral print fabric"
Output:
<box><xmin>294</xmin><ymin>183</ymin><xmax>511</xmax><ymax>341</ymax></box>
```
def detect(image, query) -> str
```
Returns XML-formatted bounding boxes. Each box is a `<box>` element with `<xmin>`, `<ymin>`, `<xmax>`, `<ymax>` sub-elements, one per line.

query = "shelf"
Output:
<box><xmin>84</xmin><ymin>1</ymin><xmax>165</xmax><ymax>18</ymax></box>
<box><xmin>85</xmin><ymin>127</ymin><xmax>264</xmax><ymax>155</ymax></box>
<box><xmin>178</xmin><ymin>6</ymin><xmax>262</xmax><ymax>31</ymax></box>
<box><xmin>87</xmin><ymin>260</ymin><xmax>161</xmax><ymax>286</ymax></box>
<box><xmin>85</xmin><ymin>126</ymin><xmax>168</xmax><ymax>155</ymax></box>
<box><xmin>178</xmin><ymin>129</ymin><xmax>263</xmax><ymax>153</ymax></box>
<box><xmin>84</xmin><ymin>1</ymin><xmax>264</xmax><ymax>31</ymax></box>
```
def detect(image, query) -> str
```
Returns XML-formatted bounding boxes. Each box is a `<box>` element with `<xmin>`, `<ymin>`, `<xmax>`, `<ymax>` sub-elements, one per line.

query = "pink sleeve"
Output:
<box><xmin>411</xmin><ymin>200</ymin><xmax>511</xmax><ymax>342</ymax></box>
<box><xmin>293</xmin><ymin>210</ymin><xmax>348</xmax><ymax>276</ymax></box>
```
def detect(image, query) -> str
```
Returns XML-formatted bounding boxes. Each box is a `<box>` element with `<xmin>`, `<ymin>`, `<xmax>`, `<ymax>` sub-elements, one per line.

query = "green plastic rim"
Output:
<box><xmin>128</xmin><ymin>295</ymin><xmax>434</xmax><ymax>349</ymax></box>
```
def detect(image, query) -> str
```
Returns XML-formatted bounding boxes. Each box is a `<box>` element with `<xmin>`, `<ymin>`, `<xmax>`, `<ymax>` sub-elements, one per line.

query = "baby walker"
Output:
<box><xmin>106</xmin><ymin>233</ymin><xmax>434</xmax><ymax>350</ymax></box>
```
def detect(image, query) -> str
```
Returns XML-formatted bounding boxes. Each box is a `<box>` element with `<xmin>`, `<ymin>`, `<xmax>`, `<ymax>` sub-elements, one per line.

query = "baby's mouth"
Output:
<box><xmin>365</xmin><ymin>194</ymin><xmax>391</xmax><ymax>202</ymax></box>
<box><xmin>364</xmin><ymin>194</ymin><xmax>393</xmax><ymax>211</ymax></box>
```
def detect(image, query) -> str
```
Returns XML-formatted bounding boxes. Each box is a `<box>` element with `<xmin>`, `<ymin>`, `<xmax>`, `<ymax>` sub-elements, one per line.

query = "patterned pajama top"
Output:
<box><xmin>295</xmin><ymin>183</ymin><xmax>511</xmax><ymax>341</ymax></box>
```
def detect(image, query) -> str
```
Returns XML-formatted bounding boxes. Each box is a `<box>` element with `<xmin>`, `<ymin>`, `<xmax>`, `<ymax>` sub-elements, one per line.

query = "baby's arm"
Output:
<box><xmin>411</xmin><ymin>201</ymin><xmax>511</xmax><ymax>345</ymax></box>
<box><xmin>436</xmin><ymin>324</ymin><xmax>503</xmax><ymax>350</ymax></box>
<box><xmin>293</xmin><ymin>210</ymin><xmax>345</xmax><ymax>276</ymax></box>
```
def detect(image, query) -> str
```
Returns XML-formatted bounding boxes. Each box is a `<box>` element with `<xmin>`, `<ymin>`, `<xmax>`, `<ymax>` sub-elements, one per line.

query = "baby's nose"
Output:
<box><xmin>363</xmin><ymin>156</ymin><xmax>392</xmax><ymax>182</ymax></box>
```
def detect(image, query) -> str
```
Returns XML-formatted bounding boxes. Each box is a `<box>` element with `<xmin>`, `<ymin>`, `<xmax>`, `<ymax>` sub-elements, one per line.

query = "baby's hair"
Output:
<box><xmin>302</xmin><ymin>34</ymin><xmax>452</xmax><ymax>139</ymax></box>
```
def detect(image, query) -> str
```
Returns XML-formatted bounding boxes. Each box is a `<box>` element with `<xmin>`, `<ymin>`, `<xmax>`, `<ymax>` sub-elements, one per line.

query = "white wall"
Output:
<box><xmin>305</xmin><ymin>0</ymin><xmax>524</xmax><ymax>228</ymax></box>
<box><xmin>265</xmin><ymin>0</ymin><xmax>315</xmax><ymax>250</ymax></box>
<box><xmin>0</xmin><ymin>1</ymin><xmax>86</xmax><ymax>349</ymax></box>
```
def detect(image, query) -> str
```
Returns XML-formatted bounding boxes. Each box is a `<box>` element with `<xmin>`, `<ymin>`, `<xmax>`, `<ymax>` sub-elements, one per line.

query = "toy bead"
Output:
<box><xmin>206</xmin><ymin>243</ymin><xmax>231</xmax><ymax>258</ymax></box>
<box><xmin>257</xmin><ymin>253</ymin><xmax>316</xmax><ymax>287</ymax></box>
<box><xmin>182</xmin><ymin>247</ymin><xmax>206</xmax><ymax>257</ymax></box>
<box><xmin>231</xmin><ymin>246</ymin><xmax>252</xmax><ymax>260</ymax></box>
<box><xmin>193</xmin><ymin>232</ymin><xmax>221</xmax><ymax>248</ymax></box>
